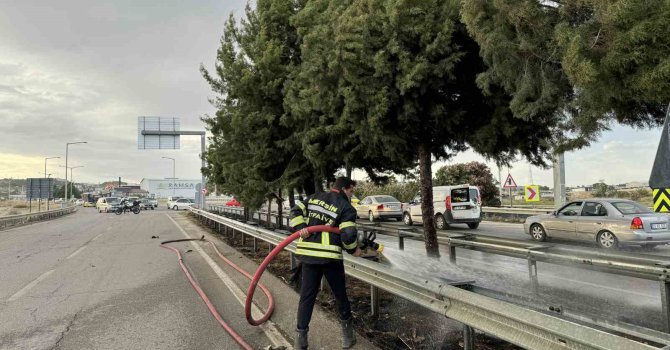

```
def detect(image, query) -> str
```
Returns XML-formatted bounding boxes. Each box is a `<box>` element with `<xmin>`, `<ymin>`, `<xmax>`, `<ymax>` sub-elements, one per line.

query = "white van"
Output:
<box><xmin>403</xmin><ymin>185</ymin><xmax>482</xmax><ymax>229</ymax></box>
<box><xmin>96</xmin><ymin>197</ymin><xmax>119</xmax><ymax>213</ymax></box>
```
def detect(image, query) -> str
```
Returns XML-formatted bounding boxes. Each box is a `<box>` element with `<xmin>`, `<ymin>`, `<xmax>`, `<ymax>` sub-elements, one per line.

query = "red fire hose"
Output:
<box><xmin>160</xmin><ymin>225</ymin><xmax>339</xmax><ymax>350</ymax></box>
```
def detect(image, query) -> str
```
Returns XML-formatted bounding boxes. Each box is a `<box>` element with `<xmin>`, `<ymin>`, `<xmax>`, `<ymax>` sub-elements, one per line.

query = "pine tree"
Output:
<box><xmin>202</xmin><ymin>0</ymin><xmax>311</xmax><ymax>209</ymax></box>
<box><xmin>320</xmin><ymin>0</ymin><xmax>555</xmax><ymax>256</ymax></box>
<box><xmin>461</xmin><ymin>0</ymin><xmax>668</xmax><ymax>150</ymax></box>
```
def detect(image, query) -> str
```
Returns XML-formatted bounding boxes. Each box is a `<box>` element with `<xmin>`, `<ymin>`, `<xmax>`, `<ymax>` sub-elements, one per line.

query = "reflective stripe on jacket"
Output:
<box><xmin>288</xmin><ymin>189</ymin><xmax>358</xmax><ymax>264</ymax></box>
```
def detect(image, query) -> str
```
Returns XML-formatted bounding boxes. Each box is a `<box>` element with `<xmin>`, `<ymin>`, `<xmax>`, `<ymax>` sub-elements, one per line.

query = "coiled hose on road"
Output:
<box><xmin>160</xmin><ymin>225</ymin><xmax>339</xmax><ymax>350</ymax></box>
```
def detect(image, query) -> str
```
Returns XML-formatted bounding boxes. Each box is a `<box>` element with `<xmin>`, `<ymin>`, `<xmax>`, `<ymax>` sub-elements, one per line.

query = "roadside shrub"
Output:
<box><xmin>12</xmin><ymin>203</ymin><xmax>28</xmax><ymax>209</ymax></box>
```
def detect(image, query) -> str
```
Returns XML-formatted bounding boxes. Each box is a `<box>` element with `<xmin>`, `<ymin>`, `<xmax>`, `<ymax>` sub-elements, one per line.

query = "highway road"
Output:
<box><xmin>0</xmin><ymin>208</ymin><xmax>275</xmax><ymax>350</ymax></box>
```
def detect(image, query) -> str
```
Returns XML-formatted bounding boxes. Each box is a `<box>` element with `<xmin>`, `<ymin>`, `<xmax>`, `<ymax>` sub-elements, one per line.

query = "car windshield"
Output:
<box><xmin>611</xmin><ymin>201</ymin><xmax>652</xmax><ymax>215</ymax></box>
<box><xmin>375</xmin><ymin>196</ymin><xmax>399</xmax><ymax>203</ymax></box>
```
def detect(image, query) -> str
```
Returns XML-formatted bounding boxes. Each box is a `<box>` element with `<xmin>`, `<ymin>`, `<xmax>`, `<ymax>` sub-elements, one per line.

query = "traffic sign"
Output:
<box><xmin>503</xmin><ymin>174</ymin><xmax>517</xmax><ymax>189</ymax></box>
<box><xmin>524</xmin><ymin>185</ymin><xmax>540</xmax><ymax>202</ymax></box>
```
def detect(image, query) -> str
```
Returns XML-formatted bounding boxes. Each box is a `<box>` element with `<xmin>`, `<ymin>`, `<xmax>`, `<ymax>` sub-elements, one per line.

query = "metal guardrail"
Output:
<box><xmin>189</xmin><ymin>207</ymin><xmax>667</xmax><ymax>350</ymax></box>
<box><xmin>206</xmin><ymin>204</ymin><xmax>670</xmax><ymax>337</ymax></box>
<box><xmin>356</xmin><ymin>221</ymin><xmax>670</xmax><ymax>334</ymax></box>
<box><xmin>0</xmin><ymin>206</ymin><xmax>76</xmax><ymax>231</ymax></box>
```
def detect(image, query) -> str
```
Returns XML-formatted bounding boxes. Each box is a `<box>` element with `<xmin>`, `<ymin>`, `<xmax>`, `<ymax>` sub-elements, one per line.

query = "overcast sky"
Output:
<box><xmin>0</xmin><ymin>0</ymin><xmax>663</xmax><ymax>188</ymax></box>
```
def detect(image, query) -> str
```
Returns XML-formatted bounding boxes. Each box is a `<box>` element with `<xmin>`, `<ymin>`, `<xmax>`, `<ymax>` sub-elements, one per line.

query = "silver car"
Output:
<box><xmin>524</xmin><ymin>199</ymin><xmax>670</xmax><ymax>249</ymax></box>
<box><xmin>356</xmin><ymin>195</ymin><xmax>403</xmax><ymax>222</ymax></box>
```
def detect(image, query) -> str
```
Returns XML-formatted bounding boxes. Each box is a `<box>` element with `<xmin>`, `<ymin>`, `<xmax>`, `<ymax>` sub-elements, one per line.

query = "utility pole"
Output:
<box><xmin>553</xmin><ymin>153</ymin><xmax>566</xmax><ymax>209</ymax></box>
<box><xmin>162</xmin><ymin>157</ymin><xmax>176</xmax><ymax>197</ymax></box>
<box><xmin>65</xmin><ymin>141</ymin><xmax>87</xmax><ymax>205</ymax></box>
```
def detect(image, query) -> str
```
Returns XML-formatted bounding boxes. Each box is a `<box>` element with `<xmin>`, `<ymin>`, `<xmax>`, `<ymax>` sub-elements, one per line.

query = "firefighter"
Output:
<box><xmin>289</xmin><ymin>177</ymin><xmax>362</xmax><ymax>349</ymax></box>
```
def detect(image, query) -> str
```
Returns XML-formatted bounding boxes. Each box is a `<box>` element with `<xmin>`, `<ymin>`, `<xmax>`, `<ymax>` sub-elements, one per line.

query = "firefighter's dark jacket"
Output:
<box><xmin>288</xmin><ymin>189</ymin><xmax>358</xmax><ymax>264</ymax></box>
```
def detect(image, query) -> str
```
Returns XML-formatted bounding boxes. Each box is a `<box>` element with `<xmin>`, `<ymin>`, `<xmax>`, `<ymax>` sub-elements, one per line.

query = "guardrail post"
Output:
<box><xmin>370</xmin><ymin>285</ymin><xmax>380</xmax><ymax>317</ymax></box>
<box><xmin>463</xmin><ymin>325</ymin><xmax>475</xmax><ymax>350</ymax></box>
<box><xmin>449</xmin><ymin>244</ymin><xmax>456</xmax><ymax>263</ymax></box>
<box><xmin>253</xmin><ymin>237</ymin><xmax>258</xmax><ymax>252</ymax></box>
<box><xmin>241</xmin><ymin>233</ymin><xmax>246</xmax><ymax>246</ymax></box>
<box><xmin>290</xmin><ymin>253</ymin><xmax>296</xmax><ymax>270</ymax></box>
<box><xmin>398</xmin><ymin>235</ymin><xmax>405</xmax><ymax>251</ymax></box>
<box><xmin>661</xmin><ymin>279</ymin><xmax>670</xmax><ymax>332</ymax></box>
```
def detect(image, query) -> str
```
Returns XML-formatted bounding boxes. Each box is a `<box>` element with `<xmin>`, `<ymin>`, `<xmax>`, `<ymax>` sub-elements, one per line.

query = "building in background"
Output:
<box><xmin>113</xmin><ymin>185</ymin><xmax>149</xmax><ymax>198</ymax></box>
<box><xmin>140</xmin><ymin>178</ymin><xmax>201</xmax><ymax>199</ymax></box>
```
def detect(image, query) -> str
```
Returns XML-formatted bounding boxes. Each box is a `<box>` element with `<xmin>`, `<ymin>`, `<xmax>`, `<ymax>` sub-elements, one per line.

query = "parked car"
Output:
<box><xmin>149</xmin><ymin>198</ymin><xmax>158</xmax><ymax>208</ymax></box>
<box><xmin>226</xmin><ymin>198</ymin><xmax>241</xmax><ymax>207</ymax></box>
<box><xmin>83</xmin><ymin>201</ymin><xmax>95</xmax><ymax>207</ymax></box>
<box><xmin>356</xmin><ymin>195</ymin><xmax>403</xmax><ymax>222</ymax></box>
<box><xmin>171</xmin><ymin>198</ymin><xmax>195</xmax><ymax>210</ymax></box>
<box><xmin>524</xmin><ymin>199</ymin><xmax>670</xmax><ymax>249</ymax></box>
<box><xmin>167</xmin><ymin>196</ymin><xmax>183</xmax><ymax>209</ymax></box>
<box><xmin>74</xmin><ymin>199</ymin><xmax>84</xmax><ymax>206</ymax></box>
<box><xmin>140</xmin><ymin>198</ymin><xmax>155</xmax><ymax>210</ymax></box>
<box><xmin>403</xmin><ymin>185</ymin><xmax>482</xmax><ymax>229</ymax></box>
<box><xmin>96</xmin><ymin>197</ymin><xmax>120</xmax><ymax>213</ymax></box>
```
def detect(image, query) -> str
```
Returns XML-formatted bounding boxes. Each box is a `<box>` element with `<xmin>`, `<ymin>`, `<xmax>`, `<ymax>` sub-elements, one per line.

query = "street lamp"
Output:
<box><xmin>162</xmin><ymin>156</ymin><xmax>176</xmax><ymax>197</ymax></box>
<box><xmin>65</xmin><ymin>142</ymin><xmax>87</xmax><ymax>202</ymax></box>
<box><xmin>60</xmin><ymin>165</ymin><xmax>84</xmax><ymax>203</ymax></box>
<box><xmin>45</xmin><ymin>157</ymin><xmax>60</xmax><ymax>179</ymax></box>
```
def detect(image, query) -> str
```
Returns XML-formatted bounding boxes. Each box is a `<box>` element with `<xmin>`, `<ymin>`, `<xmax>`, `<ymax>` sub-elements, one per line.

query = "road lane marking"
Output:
<box><xmin>166</xmin><ymin>214</ymin><xmax>290</xmax><ymax>349</ymax></box>
<box><xmin>66</xmin><ymin>246</ymin><xmax>87</xmax><ymax>259</ymax></box>
<box><xmin>8</xmin><ymin>270</ymin><xmax>55</xmax><ymax>302</ymax></box>
<box><xmin>91</xmin><ymin>232</ymin><xmax>104</xmax><ymax>241</ymax></box>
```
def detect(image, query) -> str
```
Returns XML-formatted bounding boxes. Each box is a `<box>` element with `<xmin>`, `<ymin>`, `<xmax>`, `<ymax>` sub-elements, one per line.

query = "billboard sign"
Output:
<box><xmin>26</xmin><ymin>178</ymin><xmax>54</xmax><ymax>200</ymax></box>
<box><xmin>137</xmin><ymin>116</ymin><xmax>180</xmax><ymax>149</ymax></box>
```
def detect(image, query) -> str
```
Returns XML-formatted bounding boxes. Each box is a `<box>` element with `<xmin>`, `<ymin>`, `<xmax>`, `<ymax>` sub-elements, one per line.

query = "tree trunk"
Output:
<box><xmin>276</xmin><ymin>189</ymin><xmax>283</xmax><ymax>228</ymax></box>
<box><xmin>346</xmin><ymin>164</ymin><xmax>352</xmax><ymax>179</ymax></box>
<box><xmin>418</xmin><ymin>143</ymin><xmax>440</xmax><ymax>258</ymax></box>
<box><xmin>266</xmin><ymin>198</ymin><xmax>272</xmax><ymax>228</ymax></box>
<box><xmin>303</xmin><ymin>177</ymin><xmax>316</xmax><ymax>196</ymax></box>
<box><xmin>288</xmin><ymin>189</ymin><xmax>296</xmax><ymax>209</ymax></box>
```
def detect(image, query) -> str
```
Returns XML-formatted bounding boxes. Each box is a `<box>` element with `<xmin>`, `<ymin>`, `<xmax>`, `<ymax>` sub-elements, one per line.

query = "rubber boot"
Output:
<box><xmin>340</xmin><ymin>318</ymin><xmax>356</xmax><ymax>349</ymax></box>
<box><xmin>294</xmin><ymin>328</ymin><xmax>308</xmax><ymax>350</ymax></box>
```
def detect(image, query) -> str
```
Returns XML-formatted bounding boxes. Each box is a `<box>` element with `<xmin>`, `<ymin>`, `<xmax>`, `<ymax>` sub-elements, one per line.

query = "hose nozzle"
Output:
<box><xmin>370</xmin><ymin>242</ymin><xmax>384</xmax><ymax>254</ymax></box>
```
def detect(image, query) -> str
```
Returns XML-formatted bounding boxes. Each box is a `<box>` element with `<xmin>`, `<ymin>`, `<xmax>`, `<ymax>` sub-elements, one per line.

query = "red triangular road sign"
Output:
<box><xmin>503</xmin><ymin>174</ymin><xmax>517</xmax><ymax>188</ymax></box>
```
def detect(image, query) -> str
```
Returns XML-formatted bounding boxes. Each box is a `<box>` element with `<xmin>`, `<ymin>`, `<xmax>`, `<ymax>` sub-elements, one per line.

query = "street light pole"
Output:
<box><xmin>60</xmin><ymin>165</ymin><xmax>83</xmax><ymax>203</ymax></box>
<box><xmin>45</xmin><ymin>157</ymin><xmax>60</xmax><ymax>179</ymax></box>
<box><xmin>162</xmin><ymin>157</ymin><xmax>176</xmax><ymax>198</ymax></box>
<box><xmin>70</xmin><ymin>166</ymin><xmax>83</xmax><ymax>200</ymax></box>
<box><xmin>65</xmin><ymin>142</ymin><xmax>87</xmax><ymax>204</ymax></box>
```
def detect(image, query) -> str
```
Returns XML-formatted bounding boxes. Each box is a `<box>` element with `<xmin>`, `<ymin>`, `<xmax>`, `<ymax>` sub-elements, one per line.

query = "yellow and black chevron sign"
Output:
<box><xmin>653</xmin><ymin>188</ymin><xmax>670</xmax><ymax>212</ymax></box>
